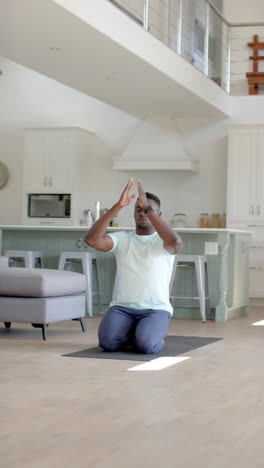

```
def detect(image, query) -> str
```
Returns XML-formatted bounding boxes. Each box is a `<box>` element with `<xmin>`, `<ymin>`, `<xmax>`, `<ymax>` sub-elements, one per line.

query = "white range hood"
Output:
<box><xmin>112</xmin><ymin>157</ymin><xmax>199</xmax><ymax>171</ymax></box>
<box><xmin>112</xmin><ymin>117</ymin><xmax>200</xmax><ymax>172</ymax></box>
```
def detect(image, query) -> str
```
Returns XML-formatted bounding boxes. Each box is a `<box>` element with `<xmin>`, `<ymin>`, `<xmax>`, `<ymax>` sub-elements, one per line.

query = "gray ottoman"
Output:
<box><xmin>0</xmin><ymin>268</ymin><xmax>86</xmax><ymax>340</ymax></box>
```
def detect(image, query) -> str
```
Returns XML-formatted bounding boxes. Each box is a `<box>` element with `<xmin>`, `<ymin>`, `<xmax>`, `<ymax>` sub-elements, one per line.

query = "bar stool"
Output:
<box><xmin>4</xmin><ymin>250</ymin><xmax>44</xmax><ymax>268</ymax></box>
<box><xmin>58</xmin><ymin>252</ymin><xmax>102</xmax><ymax>318</ymax></box>
<box><xmin>0</xmin><ymin>256</ymin><xmax>8</xmax><ymax>268</ymax></box>
<box><xmin>169</xmin><ymin>254</ymin><xmax>209</xmax><ymax>322</ymax></box>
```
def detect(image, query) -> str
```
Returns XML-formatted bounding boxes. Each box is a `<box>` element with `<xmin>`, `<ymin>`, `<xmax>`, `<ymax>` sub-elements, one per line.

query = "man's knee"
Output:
<box><xmin>135</xmin><ymin>337</ymin><xmax>164</xmax><ymax>354</ymax></box>
<box><xmin>98</xmin><ymin>333</ymin><xmax>127</xmax><ymax>352</ymax></box>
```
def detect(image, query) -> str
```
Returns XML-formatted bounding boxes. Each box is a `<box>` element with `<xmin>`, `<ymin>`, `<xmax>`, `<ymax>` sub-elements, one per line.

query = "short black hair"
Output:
<box><xmin>136</xmin><ymin>192</ymin><xmax>160</xmax><ymax>207</ymax></box>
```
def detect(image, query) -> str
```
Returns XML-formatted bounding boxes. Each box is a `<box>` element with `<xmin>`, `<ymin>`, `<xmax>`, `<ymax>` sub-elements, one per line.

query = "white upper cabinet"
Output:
<box><xmin>22</xmin><ymin>128</ymin><xmax>95</xmax><ymax>225</ymax></box>
<box><xmin>23</xmin><ymin>130</ymin><xmax>74</xmax><ymax>193</ymax></box>
<box><xmin>227</xmin><ymin>126</ymin><xmax>264</xmax><ymax>222</ymax></box>
<box><xmin>45</xmin><ymin>134</ymin><xmax>74</xmax><ymax>192</ymax></box>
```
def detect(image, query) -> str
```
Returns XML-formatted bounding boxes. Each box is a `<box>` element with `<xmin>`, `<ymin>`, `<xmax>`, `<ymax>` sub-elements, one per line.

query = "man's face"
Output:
<box><xmin>134</xmin><ymin>198</ymin><xmax>160</xmax><ymax>229</ymax></box>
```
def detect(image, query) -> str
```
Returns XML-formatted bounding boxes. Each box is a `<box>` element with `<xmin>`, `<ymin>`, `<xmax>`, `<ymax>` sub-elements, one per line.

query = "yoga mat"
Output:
<box><xmin>63</xmin><ymin>335</ymin><xmax>222</xmax><ymax>361</ymax></box>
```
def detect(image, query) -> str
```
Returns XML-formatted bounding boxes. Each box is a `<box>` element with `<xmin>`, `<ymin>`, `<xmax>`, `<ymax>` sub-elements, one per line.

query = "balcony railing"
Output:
<box><xmin>108</xmin><ymin>0</ymin><xmax>264</xmax><ymax>97</ymax></box>
<box><xmin>108</xmin><ymin>0</ymin><xmax>231</xmax><ymax>92</ymax></box>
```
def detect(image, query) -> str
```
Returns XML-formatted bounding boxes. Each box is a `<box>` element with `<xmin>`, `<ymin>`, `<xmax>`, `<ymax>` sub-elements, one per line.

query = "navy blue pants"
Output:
<box><xmin>98</xmin><ymin>305</ymin><xmax>171</xmax><ymax>354</ymax></box>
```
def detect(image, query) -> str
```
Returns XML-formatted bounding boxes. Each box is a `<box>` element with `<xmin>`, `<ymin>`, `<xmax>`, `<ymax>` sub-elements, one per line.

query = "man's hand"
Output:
<box><xmin>136</xmin><ymin>179</ymin><xmax>183</xmax><ymax>254</ymax></box>
<box><xmin>118</xmin><ymin>177</ymin><xmax>136</xmax><ymax>207</ymax></box>
<box><xmin>137</xmin><ymin>179</ymin><xmax>148</xmax><ymax>210</ymax></box>
<box><xmin>85</xmin><ymin>178</ymin><xmax>135</xmax><ymax>252</ymax></box>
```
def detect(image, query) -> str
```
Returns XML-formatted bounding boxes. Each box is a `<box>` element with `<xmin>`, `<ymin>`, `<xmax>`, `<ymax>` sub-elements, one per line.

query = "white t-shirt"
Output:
<box><xmin>108</xmin><ymin>231</ymin><xmax>175</xmax><ymax>314</ymax></box>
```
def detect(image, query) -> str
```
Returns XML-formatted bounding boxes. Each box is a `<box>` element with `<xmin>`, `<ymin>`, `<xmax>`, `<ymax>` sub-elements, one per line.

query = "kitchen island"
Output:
<box><xmin>0</xmin><ymin>225</ymin><xmax>252</xmax><ymax>322</ymax></box>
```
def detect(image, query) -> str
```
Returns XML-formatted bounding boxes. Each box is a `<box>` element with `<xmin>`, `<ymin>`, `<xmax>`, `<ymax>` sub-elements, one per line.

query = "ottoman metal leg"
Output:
<box><xmin>80</xmin><ymin>317</ymin><xmax>86</xmax><ymax>332</ymax></box>
<box><xmin>42</xmin><ymin>324</ymin><xmax>47</xmax><ymax>341</ymax></box>
<box><xmin>31</xmin><ymin>323</ymin><xmax>48</xmax><ymax>340</ymax></box>
<box><xmin>72</xmin><ymin>317</ymin><xmax>86</xmax><ymax>332</ymax></box>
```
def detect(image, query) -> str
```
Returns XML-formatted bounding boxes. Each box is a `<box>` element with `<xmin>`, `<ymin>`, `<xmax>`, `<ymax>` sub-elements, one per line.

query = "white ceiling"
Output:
<box><xmin>0</xmin><ymin>0</ymin><xmax>230</xmax><ymax>120</ymax></box>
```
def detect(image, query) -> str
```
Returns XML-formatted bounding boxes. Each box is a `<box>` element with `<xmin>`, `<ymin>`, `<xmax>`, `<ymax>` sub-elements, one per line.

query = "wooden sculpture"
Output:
<box><xmin>246</xmin><ymin>35</ymin><xmax>264</xmax><ymax>95</ymax></box>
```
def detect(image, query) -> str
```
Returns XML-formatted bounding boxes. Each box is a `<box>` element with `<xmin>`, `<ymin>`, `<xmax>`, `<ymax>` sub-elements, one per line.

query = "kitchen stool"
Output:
<box><xmin>0</xmin><ymin>256</ymin><xmax>8</xmax><ymax>268</ymax></box>
<box><xmin>58</xmin><ymin>252</ymin><xmax>102</xmax><ymax>318</ymax></box>
<box><xmin>4</xmin><ymin>250</ymin><xmax>44</xmax><ymax>268</ymax></box>
<box><xmin>169</xmin><ymin>254</ymin><xmax>209</xmax><ymax>322</ymax></box>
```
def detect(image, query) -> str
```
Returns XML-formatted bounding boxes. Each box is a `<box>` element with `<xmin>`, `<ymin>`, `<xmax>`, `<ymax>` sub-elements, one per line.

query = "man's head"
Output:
<box><xmin>134</xmin><ymin>192</ymin><xmax>161</xmax><ymax>233</ymax></box>
<box><xmin>144</xmin><ymin>192</ymin><xmax>161</xmax><ymax>208</ymax></box>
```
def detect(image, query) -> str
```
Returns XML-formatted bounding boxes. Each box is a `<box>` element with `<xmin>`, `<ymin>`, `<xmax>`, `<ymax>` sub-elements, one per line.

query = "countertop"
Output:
<box><xmin>0</xmin><ymin>225</ymin><xmax>252</xmax><ymax>234</ymax></box>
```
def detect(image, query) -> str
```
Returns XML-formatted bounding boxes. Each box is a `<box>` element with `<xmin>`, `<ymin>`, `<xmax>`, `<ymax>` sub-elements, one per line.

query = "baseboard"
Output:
<box><xmin>249</xmin><ymin>297</ymin><xmax>264</xmax><ymax>307</ymax></box>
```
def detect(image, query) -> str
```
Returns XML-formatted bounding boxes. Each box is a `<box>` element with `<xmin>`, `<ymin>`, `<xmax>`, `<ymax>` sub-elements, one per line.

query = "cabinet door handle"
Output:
<box><xmin>249</xmin><ymin>266</ymin><xmax>264</xmax><ymax>270</ymax></box>
<box><xmin>49</xmin><ymin>177</ymin><xmax>52</xmax><ymax>187</ymax></box>
<box><xmin>257</xmin><ymin>205</ymin><xmax>261</xmax><ymax>215</ymax></box>
<box><xmin>44</xmin><ymin>176</ymin><xmax>48</xmax><ymax>187</ymax></box>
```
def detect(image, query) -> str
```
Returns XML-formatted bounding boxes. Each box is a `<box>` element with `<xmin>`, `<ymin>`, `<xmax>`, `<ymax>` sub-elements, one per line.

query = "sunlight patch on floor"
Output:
<box><xmin>252</xmin><ymin>320</ymin><xmax>264</xmax><ymax>326</ymax></box>
<box><xmin>127</xmin><ymin>356</ymin><xmax>190</xmax><ymax>371</ymax></box>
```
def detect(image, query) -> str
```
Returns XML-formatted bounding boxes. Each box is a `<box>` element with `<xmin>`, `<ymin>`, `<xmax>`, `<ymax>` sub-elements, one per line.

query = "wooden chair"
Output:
<box><xmin>246</xmin><ymin>35</ymin><xmax>264</xmax><ymax>95</ymax></box>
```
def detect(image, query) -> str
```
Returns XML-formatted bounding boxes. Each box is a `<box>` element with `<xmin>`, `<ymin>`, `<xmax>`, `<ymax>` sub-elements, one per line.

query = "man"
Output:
<box><xmin>85</xmin><ymin>178</ymin><xmax>182</xmax><ymax>354</ymax></box>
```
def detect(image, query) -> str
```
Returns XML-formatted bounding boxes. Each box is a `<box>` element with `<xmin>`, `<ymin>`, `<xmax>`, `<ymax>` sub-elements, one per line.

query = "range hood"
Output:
<box><xmin>112</xmin><ymin>117</ymin><xmax>200</xmax><ymax>172</ymax></box>
<box><xmin>113</xmin><ymin>157</ymin><xmax>199</xmax><ymax>171</ymax></box>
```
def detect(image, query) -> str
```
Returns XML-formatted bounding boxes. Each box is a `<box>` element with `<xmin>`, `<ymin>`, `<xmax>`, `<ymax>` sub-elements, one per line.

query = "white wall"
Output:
<box><xmin>0</xmin><ymin>132</ymin><xmax>24</xmax><ymax>225</ymax></box>
<box><xmin>0</xmin><ymin>56</ymin><xmax>229</xmax><ymax>228</ymax></box>
<box><xmin>0</xmin><ymin>56</ymin><xmax>139</xmax><ymax>224</ymax></box>
<box><xmin>85</xmin><ymin>117</ymin><xmax>229</xmax><ymax>228</ymax></box>
<box><xmin>223</xmin><ymin>0</ymin><xmax>264</xmax><ymax>23</ymax></box>
<box><xmin>231</xmin><ymin>96</ymin><xmax>264</xmax><ymax>124</ymax></box>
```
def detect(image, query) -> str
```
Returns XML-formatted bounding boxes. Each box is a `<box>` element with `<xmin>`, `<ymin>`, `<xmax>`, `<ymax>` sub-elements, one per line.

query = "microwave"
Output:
<box><xmin>28</xmin><ymin>194</ymin><xmax>71</xmax><ymax>218</ymax></box>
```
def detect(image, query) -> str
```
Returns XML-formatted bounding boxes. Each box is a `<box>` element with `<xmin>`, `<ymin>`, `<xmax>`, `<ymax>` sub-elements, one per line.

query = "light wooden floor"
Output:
<box><xmin>1</xmin><ymin>308</ymin><xmax>264</xmax><ymax>468</ymax></box>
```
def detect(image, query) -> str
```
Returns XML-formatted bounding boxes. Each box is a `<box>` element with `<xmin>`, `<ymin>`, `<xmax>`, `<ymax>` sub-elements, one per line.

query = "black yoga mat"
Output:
<box><xmin>63</xmin><ymin>335</ymin><xmax>223</xmax><ymax>361</ymax></box>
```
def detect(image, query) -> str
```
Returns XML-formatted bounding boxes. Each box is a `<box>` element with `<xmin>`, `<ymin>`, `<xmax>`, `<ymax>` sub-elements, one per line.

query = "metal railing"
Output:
<box><xmin>107</xmin><ymin>0</ymin><xmax>231</xmax><ymax>93</ymax></box>
<box><xmin>108</xmin><ymin>0</ymin><xmax>264</xmax><ymax>95</ymax></box>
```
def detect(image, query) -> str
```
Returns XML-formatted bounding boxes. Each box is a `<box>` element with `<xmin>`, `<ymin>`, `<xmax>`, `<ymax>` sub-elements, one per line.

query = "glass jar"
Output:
<box><xmin>211</xmin><ymin>213</ymin><xmax>220</xmax><ymax>228</ymax></box>
<box><xmin>220</xmin><ymin>214</ymin><xmax>226</xmax><ymax>228</ymax></box>
<box><xmin>199</xmin><ymin>213</ymin><xmax>209</xmax><ymax>228</ymax></box>
<box><xmin>84</xmin><ymin>209</ymin><xmax>93</xmax><ymax>228</ymax></box>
